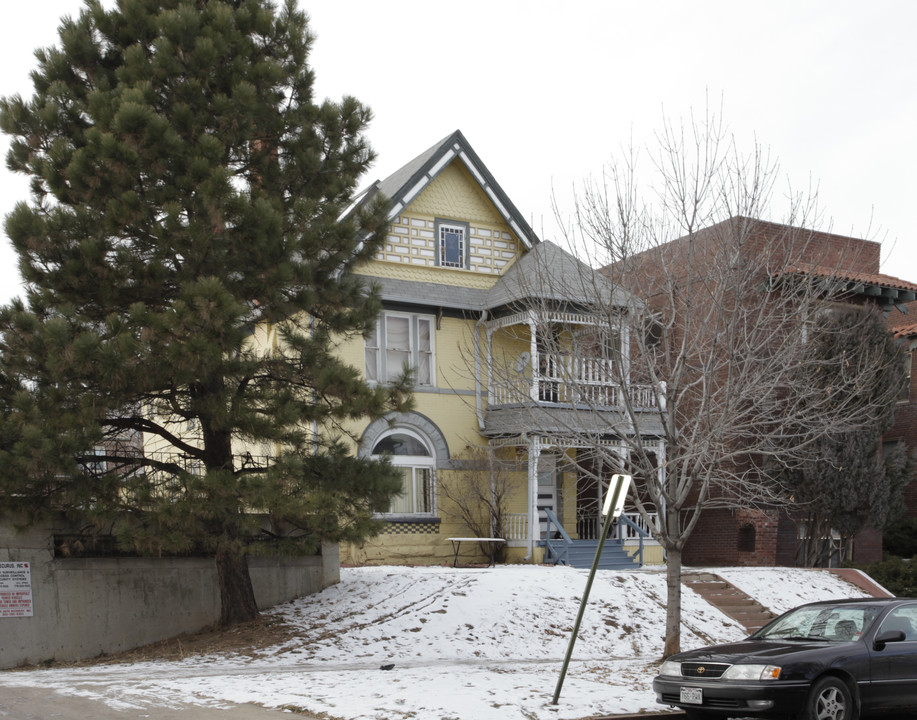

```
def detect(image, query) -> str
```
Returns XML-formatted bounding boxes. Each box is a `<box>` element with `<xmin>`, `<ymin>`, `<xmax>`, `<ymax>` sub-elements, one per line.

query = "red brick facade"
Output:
<box><xmin>683</xmin><ymin>508</ymin><xmax>781</xmax><ymax>566</ymax></box>
<box><xmin>628</xmin><ymin>218</ymin><xmax>917</xmax><ymax>568</ymax></box>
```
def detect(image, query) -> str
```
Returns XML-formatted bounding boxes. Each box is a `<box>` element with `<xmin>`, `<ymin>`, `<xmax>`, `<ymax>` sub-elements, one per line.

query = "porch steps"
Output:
<box><xmin>545</xmin><ymin>538</ymin><xmax>641</xmax><ymax>570</ymax></box>
<box><xmin>683</xmin><ymin>572</ymin><xmax>776</xmax><ymax>633</ymax></box>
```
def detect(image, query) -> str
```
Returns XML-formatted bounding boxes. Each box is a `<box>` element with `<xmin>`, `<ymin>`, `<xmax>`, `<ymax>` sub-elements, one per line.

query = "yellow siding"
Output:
<box><xmin>337</xmin><ymin>314</ymin><xmax>480</xmax><ymax>427</ymax></box>
<box><xmin>411</xmin><ymin>162</ymin><xmax>504</xmax><ymax>225</ymax></box>
<box><xmin>368</xmin><ymin>161</ymin><xmax>523</xmax><ymax>280</ymax></box>
<box><xmin>143</xmin><ymin>148</ymin><xmax>657</xmax><ymax>570</ymax></box>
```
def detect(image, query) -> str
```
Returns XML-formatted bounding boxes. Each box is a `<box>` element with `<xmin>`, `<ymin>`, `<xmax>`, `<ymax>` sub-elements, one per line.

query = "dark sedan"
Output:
<box><xmin>653</xmin><ymin>597</ymin><xmax>917</xmax><ymax>720</ymax></box>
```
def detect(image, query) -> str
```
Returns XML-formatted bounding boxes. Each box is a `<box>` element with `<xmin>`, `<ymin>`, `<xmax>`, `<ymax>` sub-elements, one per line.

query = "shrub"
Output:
<box><xmin>864</xmin><ymin>555</ymin><xmax>917</xmax><ymax>597</ymax></box>
<box><xmin>882</xmin><ymin>518</ymin><xmax>917</xmax><ymax>559</ymax></box>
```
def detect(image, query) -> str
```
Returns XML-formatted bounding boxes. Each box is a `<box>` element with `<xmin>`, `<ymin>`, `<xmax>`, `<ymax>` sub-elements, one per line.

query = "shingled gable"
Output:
<box><xmin>353</xmin><ymin>129</ymin><xmax>538</xmax><ymax>251</ymax></box>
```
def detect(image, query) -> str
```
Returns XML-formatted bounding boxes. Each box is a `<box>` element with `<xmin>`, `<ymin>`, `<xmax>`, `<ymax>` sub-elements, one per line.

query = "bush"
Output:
<box><xmin>864</xmin><ymin>555</ymin><xmax>917</xmax><ymax>597</ymax></box>
<box><xmin>882</xmin><ymin>518</ymin><xmax>917</xmax><ymax>558</ymax></box>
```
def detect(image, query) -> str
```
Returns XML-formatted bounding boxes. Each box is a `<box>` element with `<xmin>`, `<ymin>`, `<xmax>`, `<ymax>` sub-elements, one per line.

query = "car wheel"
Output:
<box><xmin>806</xmin><ymin>677</ymin><xmax>856</xmax><ymax>720</ymax></box>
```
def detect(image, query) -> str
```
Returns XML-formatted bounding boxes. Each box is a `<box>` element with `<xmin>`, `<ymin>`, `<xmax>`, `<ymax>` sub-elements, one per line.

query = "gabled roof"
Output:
<box><xmin>485</xmin><ymin>240</ymin><xmax>635</xmax><ymax>311</ymax></box>
<box><xmin>354</xmin><ymin>130</ymin><xmax>539</xmax><ymax>250</ymax></box>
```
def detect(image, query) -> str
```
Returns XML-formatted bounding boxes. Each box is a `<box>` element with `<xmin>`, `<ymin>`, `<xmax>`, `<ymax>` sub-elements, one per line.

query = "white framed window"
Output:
<box><xmin>372</xmin><ymin>430</ymin><xmax>435</xmax><ymax>515</ymax></box>
<box><xmin>365</xmin><ymin>312</ymin><xmax>435</xmax><ymax>386</ymax></box>
<box><xmin>436</xmin><ymin>219</ymin><xmax>468</xmax><ymax>269</ymax></box>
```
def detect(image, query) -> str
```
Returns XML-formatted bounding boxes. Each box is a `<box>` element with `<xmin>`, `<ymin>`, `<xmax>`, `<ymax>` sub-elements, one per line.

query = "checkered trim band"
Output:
<box><xmin>381</xmin><ymin>520</ymin><xmax>441</xmax><ymax>535</ymax></box>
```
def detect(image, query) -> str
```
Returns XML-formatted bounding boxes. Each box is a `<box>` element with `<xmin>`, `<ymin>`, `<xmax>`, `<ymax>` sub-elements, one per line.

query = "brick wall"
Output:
<box><xmin>683</xmin><ymin>508</ymin><xmax>782</xmax><ymax>566</ymax></box>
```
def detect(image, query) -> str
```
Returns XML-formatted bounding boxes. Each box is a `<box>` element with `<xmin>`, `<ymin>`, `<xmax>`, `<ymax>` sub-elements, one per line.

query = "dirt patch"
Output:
<box><xmin>37</xmin><ymin>614</ymin><xmax>297</xmax><ymax>669</ymax></box>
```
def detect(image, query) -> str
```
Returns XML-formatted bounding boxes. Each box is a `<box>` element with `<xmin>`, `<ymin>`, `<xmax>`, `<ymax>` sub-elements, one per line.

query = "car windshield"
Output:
<box><xmin>753</xmin><ymin>604</ymin><xmax>882</xmax><ymax>642</ymax></box>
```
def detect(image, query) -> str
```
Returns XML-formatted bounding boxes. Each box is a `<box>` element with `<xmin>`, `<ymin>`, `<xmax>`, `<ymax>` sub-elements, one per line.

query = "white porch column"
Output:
<box><xmin>527</xmin><ymin>435</ymin><xmax>541</xmax><ymax>560</ymax></box>
<box><xmin>655</xmin><ymin>438</ymin><xmax>666</xmax><ymax>534</ymax></box>
<box><xmin>528</xmin><ymin>312</ymin><xmax>539</xmax><ymax>402</ymax></box>
<box><xmin>485</xmin><ymin>324</ymin><xmax>494</xmax><ymax>406</ymax></box>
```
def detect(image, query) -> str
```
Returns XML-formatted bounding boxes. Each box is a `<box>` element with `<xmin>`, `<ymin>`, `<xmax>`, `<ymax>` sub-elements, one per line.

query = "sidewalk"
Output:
<box><xmin>0</xmin><ymin>684</ymin><xmax>683</xmax><ymax>720</ymax></box>
<box><xmin>0</xmin><ymin>685</ymin><xmax>323</xmax><ymax>720</ymax></box>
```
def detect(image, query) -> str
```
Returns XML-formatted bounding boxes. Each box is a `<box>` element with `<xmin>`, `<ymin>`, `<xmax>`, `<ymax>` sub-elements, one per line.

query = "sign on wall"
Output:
<box><xmin>0</xmin><ymin>562</ymin><xmax>33</xmax><ymax>617</ymax></box>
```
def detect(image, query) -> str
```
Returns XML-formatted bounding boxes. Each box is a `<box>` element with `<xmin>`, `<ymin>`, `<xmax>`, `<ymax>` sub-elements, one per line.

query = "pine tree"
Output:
<box><xmin>774</xmin><ymin>306</ymin><xmax>914</xmax><ymax>565</ymax></box>
<box><xmin>0</xmin><ymin>0</ymin><xmax>410</xmax><ymax>625</ymax></box>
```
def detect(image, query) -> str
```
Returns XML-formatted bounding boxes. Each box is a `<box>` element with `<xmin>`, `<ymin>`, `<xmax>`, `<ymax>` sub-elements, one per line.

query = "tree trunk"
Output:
<box><xmin>663</xmin><ymin>546</ymin><xmax>682</xmax><ymax>658</ymax></box>
<box><xmin>215</xmin><ymin>544</ymin><xmax>259</xmax><ymax>627</ymax></box>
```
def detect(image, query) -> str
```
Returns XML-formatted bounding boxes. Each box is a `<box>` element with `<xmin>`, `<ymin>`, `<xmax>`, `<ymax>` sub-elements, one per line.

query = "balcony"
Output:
<box><xmin>488</xmin><ymin>352</ymin><xmax>660</xmax><ymax>410</ymax></box>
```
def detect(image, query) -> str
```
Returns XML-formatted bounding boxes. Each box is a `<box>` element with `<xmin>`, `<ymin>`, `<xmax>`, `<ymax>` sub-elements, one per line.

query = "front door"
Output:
<box><xmin>537</xmin><ymin>455</ymin><xmax>558</xmax><ymax>539</ymax></box>
<box><xmin>576</xmin><ymin>453</ymin><xmax>621</xmax><ymax>540</ymax></box>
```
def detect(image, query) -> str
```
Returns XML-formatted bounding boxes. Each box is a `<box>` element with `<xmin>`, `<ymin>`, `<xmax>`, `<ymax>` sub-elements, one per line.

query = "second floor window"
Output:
<box><xmin>365</xmin><ymin>312</ymin><xmax>435</xmax><ymax>386</ymax></box>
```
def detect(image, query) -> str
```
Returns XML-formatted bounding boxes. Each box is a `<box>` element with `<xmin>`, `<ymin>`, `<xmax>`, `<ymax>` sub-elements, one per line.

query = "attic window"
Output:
<box><xmin>436</xmin><ymin>219</ymin><xmax>468</xmax><ymax>269</ymax></box>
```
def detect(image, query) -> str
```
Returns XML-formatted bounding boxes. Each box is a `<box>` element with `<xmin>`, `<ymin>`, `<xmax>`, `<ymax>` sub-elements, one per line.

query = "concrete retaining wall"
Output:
<box><xmin>0</xmin><ymin>519</ymin><xmax>339</xmax><ymax>668</ymax></box>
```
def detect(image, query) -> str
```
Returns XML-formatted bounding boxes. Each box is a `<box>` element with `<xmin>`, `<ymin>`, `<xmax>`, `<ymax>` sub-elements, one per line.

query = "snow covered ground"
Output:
<box><xmin>0</xmin><ymin>564</ymin><xmax>873</xmax><ymax>720</ymax></box>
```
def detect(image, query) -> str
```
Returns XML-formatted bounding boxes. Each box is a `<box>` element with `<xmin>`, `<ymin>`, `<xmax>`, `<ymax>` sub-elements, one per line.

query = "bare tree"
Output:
<box><xmin>501</xmin><ymin>108</ymin><xmax>905</xmax><ymax>656</ymax></box>
<box><xmin>439</xmin><ymin>445</ymin><xmax>515</xmax><ymax>563</ymax></box>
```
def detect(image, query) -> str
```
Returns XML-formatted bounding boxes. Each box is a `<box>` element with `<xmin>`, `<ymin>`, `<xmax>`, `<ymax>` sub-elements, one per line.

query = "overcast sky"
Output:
<box><xmin>0</xmin><ymin>1</ymin><xmax>914</xmax><ymax>305</ymax></box>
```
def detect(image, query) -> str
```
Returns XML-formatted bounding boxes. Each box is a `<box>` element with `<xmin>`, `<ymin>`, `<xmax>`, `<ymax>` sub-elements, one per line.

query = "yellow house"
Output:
<box><xmin>325</xmin><ymin>131</ymin><xmax>664</xmax><ymax>567</ymax></box>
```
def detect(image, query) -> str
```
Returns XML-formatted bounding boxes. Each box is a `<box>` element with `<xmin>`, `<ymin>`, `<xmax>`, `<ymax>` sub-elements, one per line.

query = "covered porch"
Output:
<box><xmin>484</xmin><ymin>434</ymin><xmax>663</xmax><ymax>567</ymax></box>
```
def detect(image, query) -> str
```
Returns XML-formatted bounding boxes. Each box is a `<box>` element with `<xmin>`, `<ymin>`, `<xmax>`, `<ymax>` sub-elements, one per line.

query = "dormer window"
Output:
<box><xmin>436</xmin><ymin>219</ymin><xmax>468</xmax><ymax>269</ymax></box>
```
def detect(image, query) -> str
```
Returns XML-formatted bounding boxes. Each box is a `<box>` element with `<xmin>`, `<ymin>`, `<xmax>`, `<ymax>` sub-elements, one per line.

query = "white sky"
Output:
<box><xmin>0</xmin><ymin>565</ymin><xmax>873</xmax><ymax>719</ymax></box>
<box><xmin>0</xmin><ymin>1</ymin><xmax>914</xmax><ymax>304</ymax></box>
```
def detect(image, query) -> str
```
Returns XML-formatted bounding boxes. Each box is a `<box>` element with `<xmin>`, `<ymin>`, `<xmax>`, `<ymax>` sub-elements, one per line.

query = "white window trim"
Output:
<box><xmin>435</xmin><ymin>219</ymin><xmax>469</xmax><ymax>269</ymax></box>
<box><xmin>371</xmin><ymin>428</ymin><xmax>437</xmax><ymax>516</ymax></box>
<box><xmin>366</xmin><ymin>311</ymin><xmax>436</xmax><ymax>387</ymax></box>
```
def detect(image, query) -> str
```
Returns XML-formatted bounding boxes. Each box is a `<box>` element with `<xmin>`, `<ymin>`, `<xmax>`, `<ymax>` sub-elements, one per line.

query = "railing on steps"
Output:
<box><xmin>618</xmin><ymin>513</ymin><xmax>648</xmax><ymax>567</ymax></box>
<box><xmin>543</xmin><ymin>508</ymin><xmax>573</xmax><ymax>566</ymax></box>
<box><xmin>543</xmin><ymin>508</ymin><xmax>650</xmax><ymax>568</ymax></box>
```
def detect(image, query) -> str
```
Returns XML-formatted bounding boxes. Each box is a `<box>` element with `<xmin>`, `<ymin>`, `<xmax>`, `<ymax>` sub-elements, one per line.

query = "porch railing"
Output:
<box><xmin>501</xmin><ymin>513</ymin><xmax>528</xmax><ymax>541</ymax></box>
<box><xmin>490</xmin><ymin>379</ymin><xmax>659</xmax><ymax>408</ymax></box>
<box><xmin>489</xmin><ymin>353</ymin><xmax>661</xmax><ymax>409</ymax></box>
<box><xmin>507</xmin><ymin>511</ymin><xmax>657</xmax><ymax>544</ymax></box>
<box><xmin>577</xmin><ymin>512</ymin><xmax>657</xmax><ymax>542</ymax></box>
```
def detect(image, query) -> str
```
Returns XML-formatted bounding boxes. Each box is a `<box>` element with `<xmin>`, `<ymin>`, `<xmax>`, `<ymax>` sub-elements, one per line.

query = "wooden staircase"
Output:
<box><xmin>545</xmin><ymin>537</ymin><xmax>641</xmax><ymax>570</ymax></box>
<box><xmin>683</xmin><ymin>572</ymin><xmax>776</xmax><ymax>633</ymax></box>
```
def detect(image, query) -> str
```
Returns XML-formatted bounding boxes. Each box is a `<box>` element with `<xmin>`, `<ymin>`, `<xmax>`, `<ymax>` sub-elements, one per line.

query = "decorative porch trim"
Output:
<box><xmin>485</xmin><ymin>309</ymin><xmax>612</xmax><ymax>332</ymax></box>
<box><xmin>487</xmin><ymin>434</ymin><xmax>628</xmax><ymax>450</ymax></box>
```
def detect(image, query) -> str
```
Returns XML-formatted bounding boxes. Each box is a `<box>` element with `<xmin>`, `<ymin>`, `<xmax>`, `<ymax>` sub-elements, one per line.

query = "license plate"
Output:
<box><xmin>680</xmin><ymin>687</ymin><xmax>703</xmax><ymax>704</ymax></box>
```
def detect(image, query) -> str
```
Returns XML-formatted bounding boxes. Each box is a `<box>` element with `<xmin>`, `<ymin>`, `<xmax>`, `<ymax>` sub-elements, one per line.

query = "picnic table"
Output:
<box><xmin>446</xmin><ymin>537</ymin><xmax>506</xmax><ymax>567</ymax></box>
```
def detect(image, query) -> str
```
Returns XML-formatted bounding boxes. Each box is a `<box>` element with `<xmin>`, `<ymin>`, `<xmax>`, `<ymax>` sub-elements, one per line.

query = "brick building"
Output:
<box><xmin>618</xmin><ymin>217</ymin><xmax>917</xmax><ymax>567</ymax></box>
<box><xmin>887</xmin><ymin>312</ymin><xmax>917</xmax><ymax>519</ymax></box>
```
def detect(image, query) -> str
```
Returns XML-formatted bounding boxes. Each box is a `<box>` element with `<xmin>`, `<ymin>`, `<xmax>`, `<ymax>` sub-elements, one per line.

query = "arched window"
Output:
<box><xmin>372</xmin><ymin>430</ymin><xmax>435</xmax><ymax>516</ymax></box>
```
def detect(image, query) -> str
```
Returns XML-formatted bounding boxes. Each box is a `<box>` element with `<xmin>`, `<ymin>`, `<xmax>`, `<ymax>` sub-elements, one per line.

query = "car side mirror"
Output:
<box><xmin>873</xmin><ymin>630</ymin><xmax>906</xmax><ymax>650</ymax></box>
